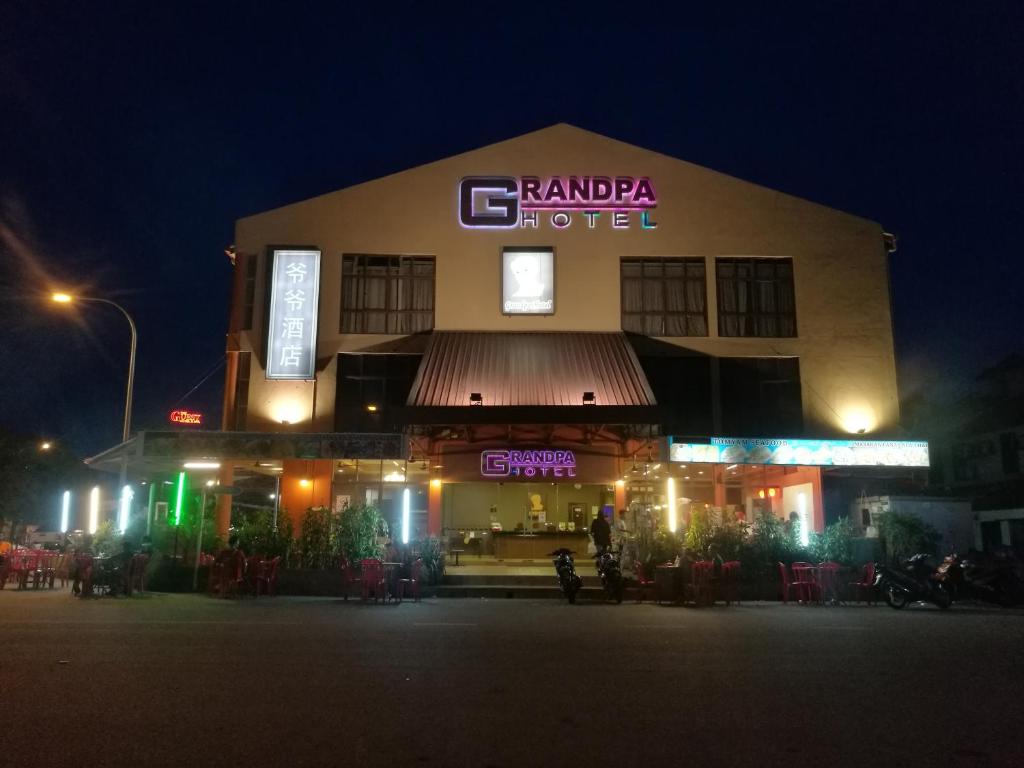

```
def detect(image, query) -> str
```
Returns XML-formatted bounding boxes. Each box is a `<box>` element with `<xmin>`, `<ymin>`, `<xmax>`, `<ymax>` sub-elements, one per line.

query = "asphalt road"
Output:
<box><xmin>1</xmin><ymin>591</ymin><xmax>1022</xmax><ymax>768</ymax></box>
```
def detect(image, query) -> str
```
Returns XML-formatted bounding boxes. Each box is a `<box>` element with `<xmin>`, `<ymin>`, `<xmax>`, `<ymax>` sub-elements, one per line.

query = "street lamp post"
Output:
<box><xmin>52</xmin><ymin>293</ymin><xmax>138</xmax><ymax>487</ymax></box>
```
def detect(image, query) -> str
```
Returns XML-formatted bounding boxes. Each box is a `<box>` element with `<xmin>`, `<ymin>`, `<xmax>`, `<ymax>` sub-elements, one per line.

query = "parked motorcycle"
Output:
<box><xmin>940</xmin><ymin>554</ymin><xmax>1024</xmax><ymax>607</ymax></box>
<box><xmin>874</xmin><ymin>553</ymin><xmax>953</xmax><ymax>610</ymax></box>
<box><xmin>550</xmin><ymin>548</ymin><xmax>583</xmax><ymax>604</ymax></box>
<box><xmin>594</xmin><ymin>548</ymin><xmax>624</xmax><ymax>603</ymax></box>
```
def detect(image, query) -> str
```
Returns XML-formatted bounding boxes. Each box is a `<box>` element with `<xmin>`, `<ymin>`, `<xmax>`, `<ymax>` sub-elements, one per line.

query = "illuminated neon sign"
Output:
<box><xmin>459</xmin><ymin>176</ymin><xmax>658</xmax><ymax>230</ymax></box>
<box><xmin>169</xmin><ymin>409</ymin><xmax>203</xmax><ymax>425</ymax></box>
<box><xmin>481</xmin><ymin>449</ymin><xmax>577</xmax><ymax>479</ymax></box>
<box><xmin>266</xmin><ymin>248</ymin><xmax>321</xmax><ymax>380</ymax></box>
<box><xmin>667</xmin><ymin>437</ymin><xmax>930</xmax><ymax>468</ymax></box>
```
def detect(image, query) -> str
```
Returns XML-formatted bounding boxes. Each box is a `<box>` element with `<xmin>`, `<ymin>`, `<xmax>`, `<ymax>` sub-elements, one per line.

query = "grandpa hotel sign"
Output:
<box><xmin>460</xmin><ymin>175</ymin><xmax>658</xmax><ymax>230</ymax></box>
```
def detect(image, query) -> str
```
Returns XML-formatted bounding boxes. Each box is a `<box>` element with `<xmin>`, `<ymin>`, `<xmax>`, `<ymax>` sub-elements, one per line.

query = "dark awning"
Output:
<box><xmin>407</xmin><ymin>332</ymin><xmax>657</xmax><ymax>408</ymax></box>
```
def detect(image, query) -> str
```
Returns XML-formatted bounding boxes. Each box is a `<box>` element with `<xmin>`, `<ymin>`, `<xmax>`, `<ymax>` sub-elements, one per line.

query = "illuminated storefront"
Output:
<box><xmin>89</xmin><ymin>123</ymin><xmax>925</xmax><ymax>541</ymax></box>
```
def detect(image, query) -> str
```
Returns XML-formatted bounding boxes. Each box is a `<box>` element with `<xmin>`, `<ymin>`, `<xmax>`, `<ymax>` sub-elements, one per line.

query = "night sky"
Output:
<box><xmin>2</xmin><ymin>3</ymin><xmax>1022</xmax><ymax>456</ymax></box>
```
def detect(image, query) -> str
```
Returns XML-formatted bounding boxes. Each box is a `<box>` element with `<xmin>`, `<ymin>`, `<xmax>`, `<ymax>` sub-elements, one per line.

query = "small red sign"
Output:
<box><xmin>170</xmin><ymin>409</ymin><xmax>203</xmax><ymax>425</ymax></box>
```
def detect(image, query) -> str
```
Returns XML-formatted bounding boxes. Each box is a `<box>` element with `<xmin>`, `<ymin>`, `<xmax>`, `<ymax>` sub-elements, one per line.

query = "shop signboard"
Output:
<box><xmin>667</xmin><ymin>436</ymin><xmax>929</xmax><ymax>468</ymax></box>
<box><xmin>480</xmin><ymin>449</ymin><xmax>577</xmax><ymax>479</ymax></box>
<box><xmin>502</xmin><ymin>247</ymin><xmax>554</xmax><ymax>314</ymax></box>
<box><xmin>459</xmin><ymin>175</ymin><xmax>658</xmax><ymax>230</ymax></box>
<box><xmin>169</xmin><ymin>409</ymin><xmax>203</xmax><ymax>425</ymax></box>
<box><xmin>266</xmin><ymin>248</ymin><xmax>321</xmax><ymax>380</ymax></box>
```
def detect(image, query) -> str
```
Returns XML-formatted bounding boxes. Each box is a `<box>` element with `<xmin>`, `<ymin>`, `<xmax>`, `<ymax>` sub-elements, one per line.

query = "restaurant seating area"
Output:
<box><xmin>645</xmin><ymin>559</ymin><xmax>871</xmax><ymax>607</ymax></box>
<box><xmin>0</xmin><ymin>547</ymin><xmax>151</xmax><ymax>597</ymax></box>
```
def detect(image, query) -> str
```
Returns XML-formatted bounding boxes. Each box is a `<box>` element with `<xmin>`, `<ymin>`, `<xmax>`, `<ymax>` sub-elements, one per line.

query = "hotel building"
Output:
<box><xmin>90</xmin><ymin>124</ymin><xmax>927</xmax><ymax>550</ymax></box>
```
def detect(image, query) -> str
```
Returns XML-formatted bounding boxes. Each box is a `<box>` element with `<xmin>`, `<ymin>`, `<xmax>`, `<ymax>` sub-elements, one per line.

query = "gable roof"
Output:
<box><xmin>238</xmin><ymin>122</ymin><xmax>878</xmax><ymax>229</ymax></box>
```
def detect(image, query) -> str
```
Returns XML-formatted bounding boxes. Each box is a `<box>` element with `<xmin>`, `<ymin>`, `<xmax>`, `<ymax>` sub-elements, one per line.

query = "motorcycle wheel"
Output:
<box><xmin>885</xmin><ymin>585</ymin><xmax>910</xmax><ymax>610</ymax></box>
<box><xmin>567</xmin><ymin>587</ymin><xmax>577</xmax><ymax>604</ymax></box>
<box><xmin>933</xmin><ymin>587</ymin><xmax>952</xmax><ymax>610</ymax></box>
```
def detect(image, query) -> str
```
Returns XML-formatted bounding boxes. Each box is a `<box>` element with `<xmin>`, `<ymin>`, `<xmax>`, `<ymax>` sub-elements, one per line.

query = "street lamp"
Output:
<box><xmin>51</xmin><ymin>292</ymin><xmax>138</xmax><ymax>486</ymax></box>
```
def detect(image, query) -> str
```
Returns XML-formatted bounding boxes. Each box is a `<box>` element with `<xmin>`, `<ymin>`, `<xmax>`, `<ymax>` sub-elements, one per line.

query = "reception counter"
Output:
<box><xmin>492</xmin><ymin>531</ymin><xmax>589</xmax><ymax>559</ymax></box>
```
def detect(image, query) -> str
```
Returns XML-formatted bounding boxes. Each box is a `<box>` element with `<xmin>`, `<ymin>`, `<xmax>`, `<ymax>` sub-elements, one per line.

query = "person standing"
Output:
<box><xmin>590</xmin><ymin>511</ymin><xmax>612</xmax><ymax>554</ymax></box>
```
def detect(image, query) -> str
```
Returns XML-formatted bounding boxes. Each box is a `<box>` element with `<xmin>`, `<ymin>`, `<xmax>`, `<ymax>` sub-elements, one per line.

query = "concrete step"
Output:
<box><xmin>443</xmin><ymin>574</ymin><xmax>603</xmax><ymax>587</ymax></box>
<box><xmin>434</xmin><ymin>584</ymin><xmax>630</xmax><ymax>600</ymax></box>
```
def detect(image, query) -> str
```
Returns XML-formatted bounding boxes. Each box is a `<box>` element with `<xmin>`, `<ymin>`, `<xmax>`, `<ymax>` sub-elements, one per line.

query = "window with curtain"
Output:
<box><xmin>620</xmin><ymin>257</ymin><xmax>708</xmax><ymax>336</ymax></box>
<box><xmin>716</xmin><ymin>257</ymin><xmax>796</xmax><ymax>337</ymax></box>
<box><xmin>341</xmin><ymin>255</ymin><xmax>435</xmax><ymax>334</ymax></box>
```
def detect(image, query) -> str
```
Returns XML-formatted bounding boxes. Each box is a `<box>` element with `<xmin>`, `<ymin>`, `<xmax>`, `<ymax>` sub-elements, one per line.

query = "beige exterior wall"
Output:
<box><xmin>234</xmin><ymin>124</ymin><xmax>899</xmax><ymax>437</ymax></box>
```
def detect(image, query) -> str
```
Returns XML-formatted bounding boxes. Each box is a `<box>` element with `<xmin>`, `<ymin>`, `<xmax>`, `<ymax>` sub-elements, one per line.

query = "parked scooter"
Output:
<box><xmin>550</xmin><ymin>548</ymin><xmax>583</xmax><ymax>604</ymax></box>
<box><xmin>594</xmin><ymin>548</ymin><xmax>624</xmax><ymax>603</ymax></box>
<box><xmin>874</xmin><ymin>553</ymin><xmax>953</xmax><ymax>610</ymax></box>
<box><xmin>940</xmin><ymin>553</ymin><xmax>1024</xmax><ymax>607</ymax></box>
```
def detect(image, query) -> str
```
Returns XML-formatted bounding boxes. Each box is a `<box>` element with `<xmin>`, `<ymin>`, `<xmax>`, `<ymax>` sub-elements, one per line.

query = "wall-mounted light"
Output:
<box><xmin>118</xmin><ymin>485</ymin><xmax>134</xmax><ymax>534</ymax></box>
<box><xmin>366</xmin><ymin>404</ymin><xmax>378</xmax><ymax>413</ymax></box>
<box><xmin>430</xmin><ymin>478</ymin><xmax>442</xmax><ymax>489</ymax></box>
<box><xmin>401</xmin><ymin>487</ymin><xmax>410</xmax><ymax>545</ymax></box>
<box><xmin>299</xmin><ymin>478</ymin><xmax>311</xmax><ymax>488</ymax></box>
<box><xmin>667</xmin><ymin>478</ymin><xmax>678</xmax><ymax>533</ymax></box>
<box><xmin>60</xmin><ymin>490</ymin><xmax>71</xmax><ymax>534</ymax></box>
<box><xmin>469</xmin><ymin>392</ymin><xmax>483</xmax><ymax>406</ymax></box>
<box><xmin>89</xmin><ymin>486</ymin><xmax>100</xmax><ymax>534</ymax></box>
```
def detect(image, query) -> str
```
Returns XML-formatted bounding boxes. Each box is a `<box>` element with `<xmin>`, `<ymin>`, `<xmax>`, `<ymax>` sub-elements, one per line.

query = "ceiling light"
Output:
<box><xmin>184</xmin><ymin>461</ymin><xmax>220</xmax><ymax>469</ymax></box>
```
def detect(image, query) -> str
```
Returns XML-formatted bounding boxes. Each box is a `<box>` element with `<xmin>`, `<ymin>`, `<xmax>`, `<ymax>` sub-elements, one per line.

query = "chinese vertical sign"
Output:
<box><xmin>266</xmin><ymin>249</ymin><xmax>321</xmax><ymax>380</ymax></box>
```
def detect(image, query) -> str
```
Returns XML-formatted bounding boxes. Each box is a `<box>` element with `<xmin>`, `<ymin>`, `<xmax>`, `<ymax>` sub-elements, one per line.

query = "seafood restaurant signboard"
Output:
<box><xmin>668</xmin><ymin>437</ymin><xmax>930</xmax><ymax>468</ymax></box>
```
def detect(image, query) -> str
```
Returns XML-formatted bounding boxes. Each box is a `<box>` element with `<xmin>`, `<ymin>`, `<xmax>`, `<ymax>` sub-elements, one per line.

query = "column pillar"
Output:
<box><xmin>713</xmin><ymin>465</ymin><xmax>727</xmax><ymax>508</ymax></box>
<box><xmin>811</xmin><ymin>467</ymin><xmax>825</xmax><ymax>533</ymax></box>
<box><xmin>215</xmin><ymin>464</ymin><xmax>234</xmax><ymax>540</ymax></box>
<box><xmin>428</xmin><ymin>480</ymin><xmax>442</xmax><ymax>537</ymax></box>
<box><xmin>614</xmin><ymin>480</ymin><xmax>626</xmax><ymax>512</ymax></box>
<box><xmin>280</xmin><ymin>459</ymin><xmax>334</xmax><ymax>533</ymax></box>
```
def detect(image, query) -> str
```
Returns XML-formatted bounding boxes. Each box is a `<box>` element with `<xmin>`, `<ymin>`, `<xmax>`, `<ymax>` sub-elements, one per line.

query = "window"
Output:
<box><xmin>233</xmin><ymin>351</ymin><xmax>251</xmax><ymax>431</ymax></box>
<box><xmin>341</xmin><ymin>255</ymin><xmax>434</xmax><ymax>334</ymax></box>
<box><xmin>336</xmin><ymin>353</ymin><xmax>422</xmax><ymax>430</ymax></box>
<box><xmin>719</xmin><ymin>357</ymin><xmax>802</xmax><ymax>436</ymax></box>
<box><xmin>716</xmin><ymin>258</ymin><xmax>796</xmax><ymax>337</ymax></box>
<box><xmin>621</xmin><ymin>258</ymin><xmax>708</xmax><ymax>336</ymax></box>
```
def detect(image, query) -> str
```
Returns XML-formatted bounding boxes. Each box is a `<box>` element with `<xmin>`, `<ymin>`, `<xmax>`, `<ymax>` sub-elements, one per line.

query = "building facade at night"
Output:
<box><xmin>90</xmin><ymin>124</ymin><xmax>927</xmax><ymax>546</ymax></box>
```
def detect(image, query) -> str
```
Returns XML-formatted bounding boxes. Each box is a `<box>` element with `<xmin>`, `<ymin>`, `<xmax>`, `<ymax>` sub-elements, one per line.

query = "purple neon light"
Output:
<box><xmin>481</xmin><ymin>449</ymin><xmax>577</xmax><ymax>478</ymax></box>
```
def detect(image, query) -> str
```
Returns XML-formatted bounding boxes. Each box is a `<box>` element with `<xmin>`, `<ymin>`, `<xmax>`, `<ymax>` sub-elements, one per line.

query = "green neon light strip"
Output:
<box><xmin>173</xmin><ymin>471</ymin><xmax>186</xmax><ymax>526</ymax></box>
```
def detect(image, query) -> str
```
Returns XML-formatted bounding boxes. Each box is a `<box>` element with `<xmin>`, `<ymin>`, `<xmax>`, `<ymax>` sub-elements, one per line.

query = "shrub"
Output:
<box><xmin>336</xmin><ymin>504</ymin><xmax>388</xmax><ymax>566</ymax></box>
<box><xmin>92</xmin><ymin>520</ymin><xmax>122</xmax><ymax>556</ymax></box>
<box><xmin>877</xmin><ymin>511</ymin><xmax>940</xmax><ymax>563</ymax></box>
<box><xmin>412</xmin><ymin>536</ymin><xmax>445</xmax><ymax>585</ymax></box>
<box><xmin>233</xmin><ymin>507</ymin><xmax>293</xmax><ymax>562</ymax></box>
<box><xmin>298</xmin><ymin>506</ymin><xmax>336</xmax><ymax>570</ymax></box>
<box><xmin>809</xmin><ymin>517</ymin><xmax>855</xmax><ymax>564</ymax></box>
<box><xmin>684</xmin><ymin>505</ymin><xmax>714</xmax><ymax>556</ymax></box>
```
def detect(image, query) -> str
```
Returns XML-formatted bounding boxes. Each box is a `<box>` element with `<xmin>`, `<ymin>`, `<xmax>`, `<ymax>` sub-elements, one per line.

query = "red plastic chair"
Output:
<box><xmin>778</xmin><ymin>562</ymin><xmax>804</xmax><ymax>604</ymax></box>
<box><xmin>719</xmin><ymin>560</ymin><xmax>742</xmax><ymax>605</ymax></box>
<box><xmin>634</xmin><ymin>562</ymin><xmax>656</xmax><ymax>602</ymax></box>
<box><xmin>128</xmin><ymin>554</ymin><xmax>149</xmax><ymax>595</ymax></box>
<box><xmin>340</xmin><ymin>559</ymin><xmax>362</xmax><ymax>601</ymax></box>
<box><xmin>849</xmin><ymin>562</ymin><xmax>876</xmax><ymax>605</ymax></box>
<box><xmin>255</xmin><ymin>556</ymin><xmax>281</xmax><ymax>597</ymax></box>
<box><xmin>686</xmin><ymin>561</ymin><xmax>715</xmax><ymax>606</ymax></box>
<box><xmin>396</xmin><ymin>559</ymin><xmax>424</xmax><ymax>603</ymax></box>
<box><xmin>74</xmin><ymin>554</ymin><xmax>95</xmax><ymax>597</ymax></box>
<box><xmin>360</xmin><ymin>558</ymin><xmax>386</xmax><ymax>602</ymax></box>
<box><xmin>817</xmin><ymin>561</ymin><xmax>842</xmax><ymax>604</ymax></box>
<box><xmin>215</xmin><ymin>550</ymin><xmax>247</xmax><ymax>598</ymax></box>
<box><xmin>791</xmin><ymin>562</ymin><xmax>823</xmax><ymax>604</ymax></box>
